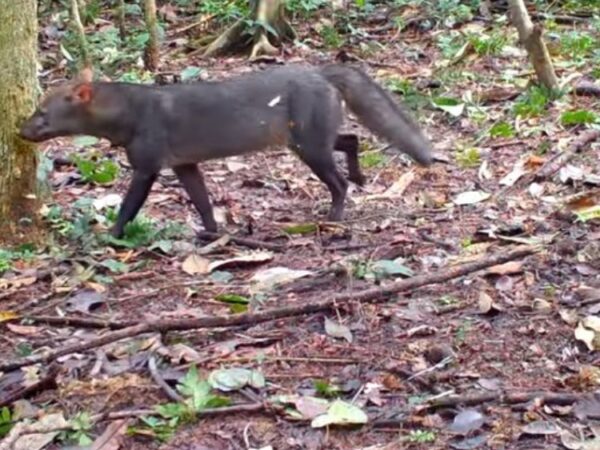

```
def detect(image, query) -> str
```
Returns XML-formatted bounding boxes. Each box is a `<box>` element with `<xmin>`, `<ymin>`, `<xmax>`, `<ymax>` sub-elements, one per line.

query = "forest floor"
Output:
<box><xmin>2</xmin><ymin>2</ymin><xmax>600</xmax><ymax>449</ymax></box>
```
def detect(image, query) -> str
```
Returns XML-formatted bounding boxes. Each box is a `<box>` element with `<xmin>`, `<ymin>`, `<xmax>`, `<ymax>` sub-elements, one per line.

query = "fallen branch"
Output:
<box><xmin>423</xmin><ymin>390</ymin><xmax>581</xmax><ymax>410</ymax></box>
<box><xmin>497</xmin><ymin>129</ymin><xmax>600</xmax><ymax>197</ymax></box>
<box><xmin>196</xmin><ymin>230</ymin><xmax>286</xmax><ymax>251</ymax></box>
<box><xmin>0</xmin><ymin>245</ymin><xmax>539</xmax><ymax>372</ymax></box>
<box><xmin>535</xmin><ymin>129</ymin><xmax>600</xmax><ymax>180</ymax></box>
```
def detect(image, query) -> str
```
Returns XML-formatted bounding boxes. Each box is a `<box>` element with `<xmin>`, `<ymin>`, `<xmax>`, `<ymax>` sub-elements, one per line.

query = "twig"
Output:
<box><xmin>422</xmin><ymin>390</ymin><xmax>582</xmax><ymax>410</ymax></box>
<box><xmin>148</xmin><ymin>355</ymin><xmax>184</xmax><ymax>402</ymax></box>
<box><xmin>21</xmin><ymin>315</ymin><xmax>135</xmax><ymax>329</ymax></box>
<box><xmin>0</xmin><ymin>245</ymin><xmax>539</xmax><ymax>372</ymax></box>
<box><xmin>196</xmin><ymin>231</ymin><xmax>286</xmax><ymax>251</ymax></box>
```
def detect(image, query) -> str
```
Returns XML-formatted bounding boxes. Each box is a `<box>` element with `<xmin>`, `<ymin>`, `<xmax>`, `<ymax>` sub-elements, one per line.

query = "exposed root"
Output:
<box><xmin>202</xmin><ymin>18</ymin><xmax>246</xmax><ymax>57</ymax></box>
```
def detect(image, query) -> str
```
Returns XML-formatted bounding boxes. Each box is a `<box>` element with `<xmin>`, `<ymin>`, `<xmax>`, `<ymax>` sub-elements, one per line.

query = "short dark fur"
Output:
<box><xmin>20</xmin><ymin>64</ymin><xmax>433</xmax><ymax>238</ymax></box>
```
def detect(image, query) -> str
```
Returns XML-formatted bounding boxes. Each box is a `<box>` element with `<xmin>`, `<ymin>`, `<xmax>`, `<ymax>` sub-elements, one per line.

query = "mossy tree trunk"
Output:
<box><xmin>203</xmin><ymin>0</ymin><xmax>296</xmax><ymax>59</ymax></box>
<box><xmin>143</xmin><ymin>0</ymin><xmax>160</xmax><ymax>70</ymax></box>
<box><xmin>0</xmin><ymin>0</ymin><xmax>41</xmax><ymax>244</ymax></box>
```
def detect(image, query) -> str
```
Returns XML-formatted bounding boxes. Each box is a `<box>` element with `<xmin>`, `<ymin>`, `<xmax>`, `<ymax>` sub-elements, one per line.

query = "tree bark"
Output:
<box><xmin>0</xmin><ymin>0</ymin><xmax>41</xmax><ymax>244</ymax></box>
<box><xmin>117</xmin><ymin>0</ymin><xmax>127</xmax><ymax>41</ymax></box>
<box><xmin>71</xmin><ymin>0</ymin><xmax>91</xmax><ymax>67</ymax></box>
<box><xmin>143</xmin><ymin>0</ymin><xmax>160</xmax><ymax>70</ymax></box>
<box><xmin>508</xmin><ymin>0</ymin><xmax>559</xmax><ymax>90</ymax></box>
<box><xmin>203</xmin><ymin>0</ymin><xmax>295</xmax><ymax>58</ymax></box>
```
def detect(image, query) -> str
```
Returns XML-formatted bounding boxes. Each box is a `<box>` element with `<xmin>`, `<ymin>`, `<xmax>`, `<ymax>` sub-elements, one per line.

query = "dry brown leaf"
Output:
<box><xmin>6</xmin><ymin>323</ymin><xmax>42</xmax><ymax>336</ymax></box>
<box><xmin>182</xmin><ymin>254</ymin><xmax>211</xmax><ymax>275</ymax></box>
<box><xmin>486</xmin><ymin>261</ymin><xmax>524</xmax><ymax>275</ymax></box>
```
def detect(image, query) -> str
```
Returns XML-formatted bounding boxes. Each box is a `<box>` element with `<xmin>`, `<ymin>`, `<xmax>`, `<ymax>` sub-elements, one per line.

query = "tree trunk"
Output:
<box><xmin>0</xmin><ymin>0</ymin><xmax>41</xmax><ymax>244</ymax></box>
<box><xmin>143</xmin><ymin>0</ymin><xmax>160</xmax><ymax>70</ymax></box>
<box><xmin>117</xmin><ymin>0</ymin><xmax>127</xmax><ymax>41</ymax></box>
<box><xmin>71</xmin><ymin>0</ymin><xmax>91</xmax><ymax>68</ymax></box>
<box><xmin>508</xmin><ymin>0</ymin><xmax>559</xmax><ymax>90</ymax></box>
<box><xmin>203</xmin><ymin>0</ymin><xmax>295</xmax><ymax>59</ymax></box>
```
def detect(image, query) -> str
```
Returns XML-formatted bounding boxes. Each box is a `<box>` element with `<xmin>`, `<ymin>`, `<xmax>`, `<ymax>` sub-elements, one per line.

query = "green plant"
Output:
<box><xmin>130</xmin><ymin>366</ymin><xmax>231</xmax><ymax>441</ymax></box>
<box><xmin>287</xmin><ymin>0</ymin><xmax>328</xmax><ymax>17</ymax></box>
<box><xmin>560</xmin><ymin>30</ymin><xmax>597</xmax><ymax>60</ymax></box>
<box><xmin>455</xmin><ymin>147</ymin><xmax>481</xmax><ymax>168</ymax></box>
<box><xmin>489</xmin><ymin>121</ymin><xmax>515</xmax><ymax>138</ymax></box>
<box><xmin>0</xmin><ymin>245</ymin><xmax>36</xmax><ymax>274</ymax></box>
<box><xmin>406</xmin><ymin>429</ymin><xmax>436</xmax><ymax>443</ymax></box>
<box><xmin>320</xmin><ymin>25</ymin><xmax>344</xmax><ymax>48</ymax></box>
<box><xmin>395</xmin><ymin>0</ymin><xmax>477</xmax><ymax>28</ymax></box>
<box><xmin>73</xmin><ymin>154</ymin><xmax>120</xmax><ymax>185</ymax></box>
<box><xmin>359</xmin><ymin>151</ymin><xmax>386</xmax><ymax>168</ymax></box>
<box><xmin>468</xmin><ymin>31</ymin><xmax>507</xmax><ymax>56</ymax></box>
<box><xmin>384</xmin><ymin>77</ymin><xmax>430</xmax><ymax>111</ymax></box>
<box><xmin>437</xmin><ymin>31</ymin><xmax>467</xmax><ymax>59</ymax></box>
<box><xmin>513</xmin><ymin>85</ymin><xmax>557</xmax><ymax>118</ymax></box>
<box><xmin>314</xmin><ymin>379</ymin><xmax>342</xmax><ymax>398</ymax></box>
<box><xmin>59</xmin><ymin>412</ymin><xmax>93</xmax><ymax>446</ymax></box>
<box><xmin>197</xmin><ymin>0</ymin><xmax>249</xmax><ymax>23</ymax></box>
<box><xmin>560</xmin><ymin>109</ymin><xmax>598</xmax><ymax>127</ymax></box>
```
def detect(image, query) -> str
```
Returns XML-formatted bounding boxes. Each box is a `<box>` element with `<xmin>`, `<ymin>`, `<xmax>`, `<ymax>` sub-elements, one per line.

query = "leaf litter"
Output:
<box><xmin>2</xmin><ymin>1</ymin><xmax>600</xmax><ymax>449</ymax></box>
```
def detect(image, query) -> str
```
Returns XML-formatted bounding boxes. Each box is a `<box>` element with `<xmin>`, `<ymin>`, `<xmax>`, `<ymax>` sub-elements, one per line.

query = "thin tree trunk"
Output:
<box><xmin>117</xmin><ymin>0</ymin><xmax>127</xmax><ymax>41</ymax></box>
<box><xmin>508</xmin><ymin>0</ymin><xmax>559</xmax><ymax>90</ymax></box>
<box><xmin>0</xmin><ymin>0</ymin><xmax>41</xmax><ymax>243</ymax></box>
<box><xmin>143</xmin><ymin>0</ymin><xmax>160</xmax><ymax>70</ymax></box>
<box><xmin>71</xmin><ymin>0</ymin><xmax>91</xmax><ymax>67</ymax></box>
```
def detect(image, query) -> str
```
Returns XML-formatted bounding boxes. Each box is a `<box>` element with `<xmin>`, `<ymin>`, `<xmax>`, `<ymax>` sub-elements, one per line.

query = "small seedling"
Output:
<box><xmin>560</xmin><ymin>109</ymin><xmax>598</xmax><ymax>127</ymax></box>
<box><xmin>455</xmin><ymin>147</ymin><xmax>481</xmax><ymax>168</ymax></box>
<box><xmin>489</xmin><ymin>121</ymin><xmax>515</xmax><ymax>138</ymax></box>
<box><xmin>314</xmin><ymin>379</ymin><xmax>342</xmax><ymax>398</ymax></box>
<box><xmin>406</xmin><ymin>429</ymin><xmax>437</xmax><ymax>443</ymax></box>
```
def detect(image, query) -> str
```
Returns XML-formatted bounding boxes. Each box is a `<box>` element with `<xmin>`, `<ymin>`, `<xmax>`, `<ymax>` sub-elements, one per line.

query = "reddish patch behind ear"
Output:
<box><xmin>72</xmin><ymin>83</ymin><xmax>93</xmax><ymax>104</ymax></box>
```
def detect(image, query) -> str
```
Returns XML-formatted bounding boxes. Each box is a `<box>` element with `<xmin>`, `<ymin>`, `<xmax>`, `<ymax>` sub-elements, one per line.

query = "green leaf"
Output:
<box><xmin>371</xmin><ymin>259</ymin><xmax>414</xmax><ymax>278</ymax></box>
<box><xmin>489</xmin><ymin>122</ymin><xmax>515</xmax><ymax>138</ymax></box>
<box><xmin>0</xmin><ymin>407</ymin><xmax>13</xmax><ymax>437</ymax></box>
<box><xmin>311</xmin><ymin>400</ymin><xmax>368</xmax><ymax>428</ymax></box>
<box><xmin>73</xmin><ymin>136</ymin><xmax>100</xmax><ymax>147</ymax></box>
<box><xmin>155</xmin><ymin>402</ymin><xmax>189</xmax><ymax>419</ymax></box>
<box><xmin>431</xmin><ymin>97</ymin><xmax>465</xmax><ymax>117</ymax></box>
<box><xmin>180</xmin><ymin>66</ymin><xmax>202</xmax><ymax>82</ymax></box>
<box><xmin>283</xmin><ymin>223</ymin><xmax>318</xmax><ymax>235</ymax></box>
<box><xmin>100</xmin><ymin>258</ymin><xmax>129</xmax><ymax>273</ymax></box>
<box><xmin>211</xmin><ymin>270</ymin><xmax>234</xmax><ymax>283</ymax></box>
<box><xmin>215</xmin><ymin>293</ymin><xmax>249</xmax><ymax>304</ymax></box>
<box><xmin>229</xmin><ymin>303</ymin><xmax>248</xmax><ymax>314</ymax></box>
<box><xmin>208</xmin><ymin>367</ymin><xmax>265</xmax><ymax>392</ymax></box>
<box><xmin>149</xmin><ymin>240</ymin><xmax>174</xmax><ymax>254</ymax></box>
